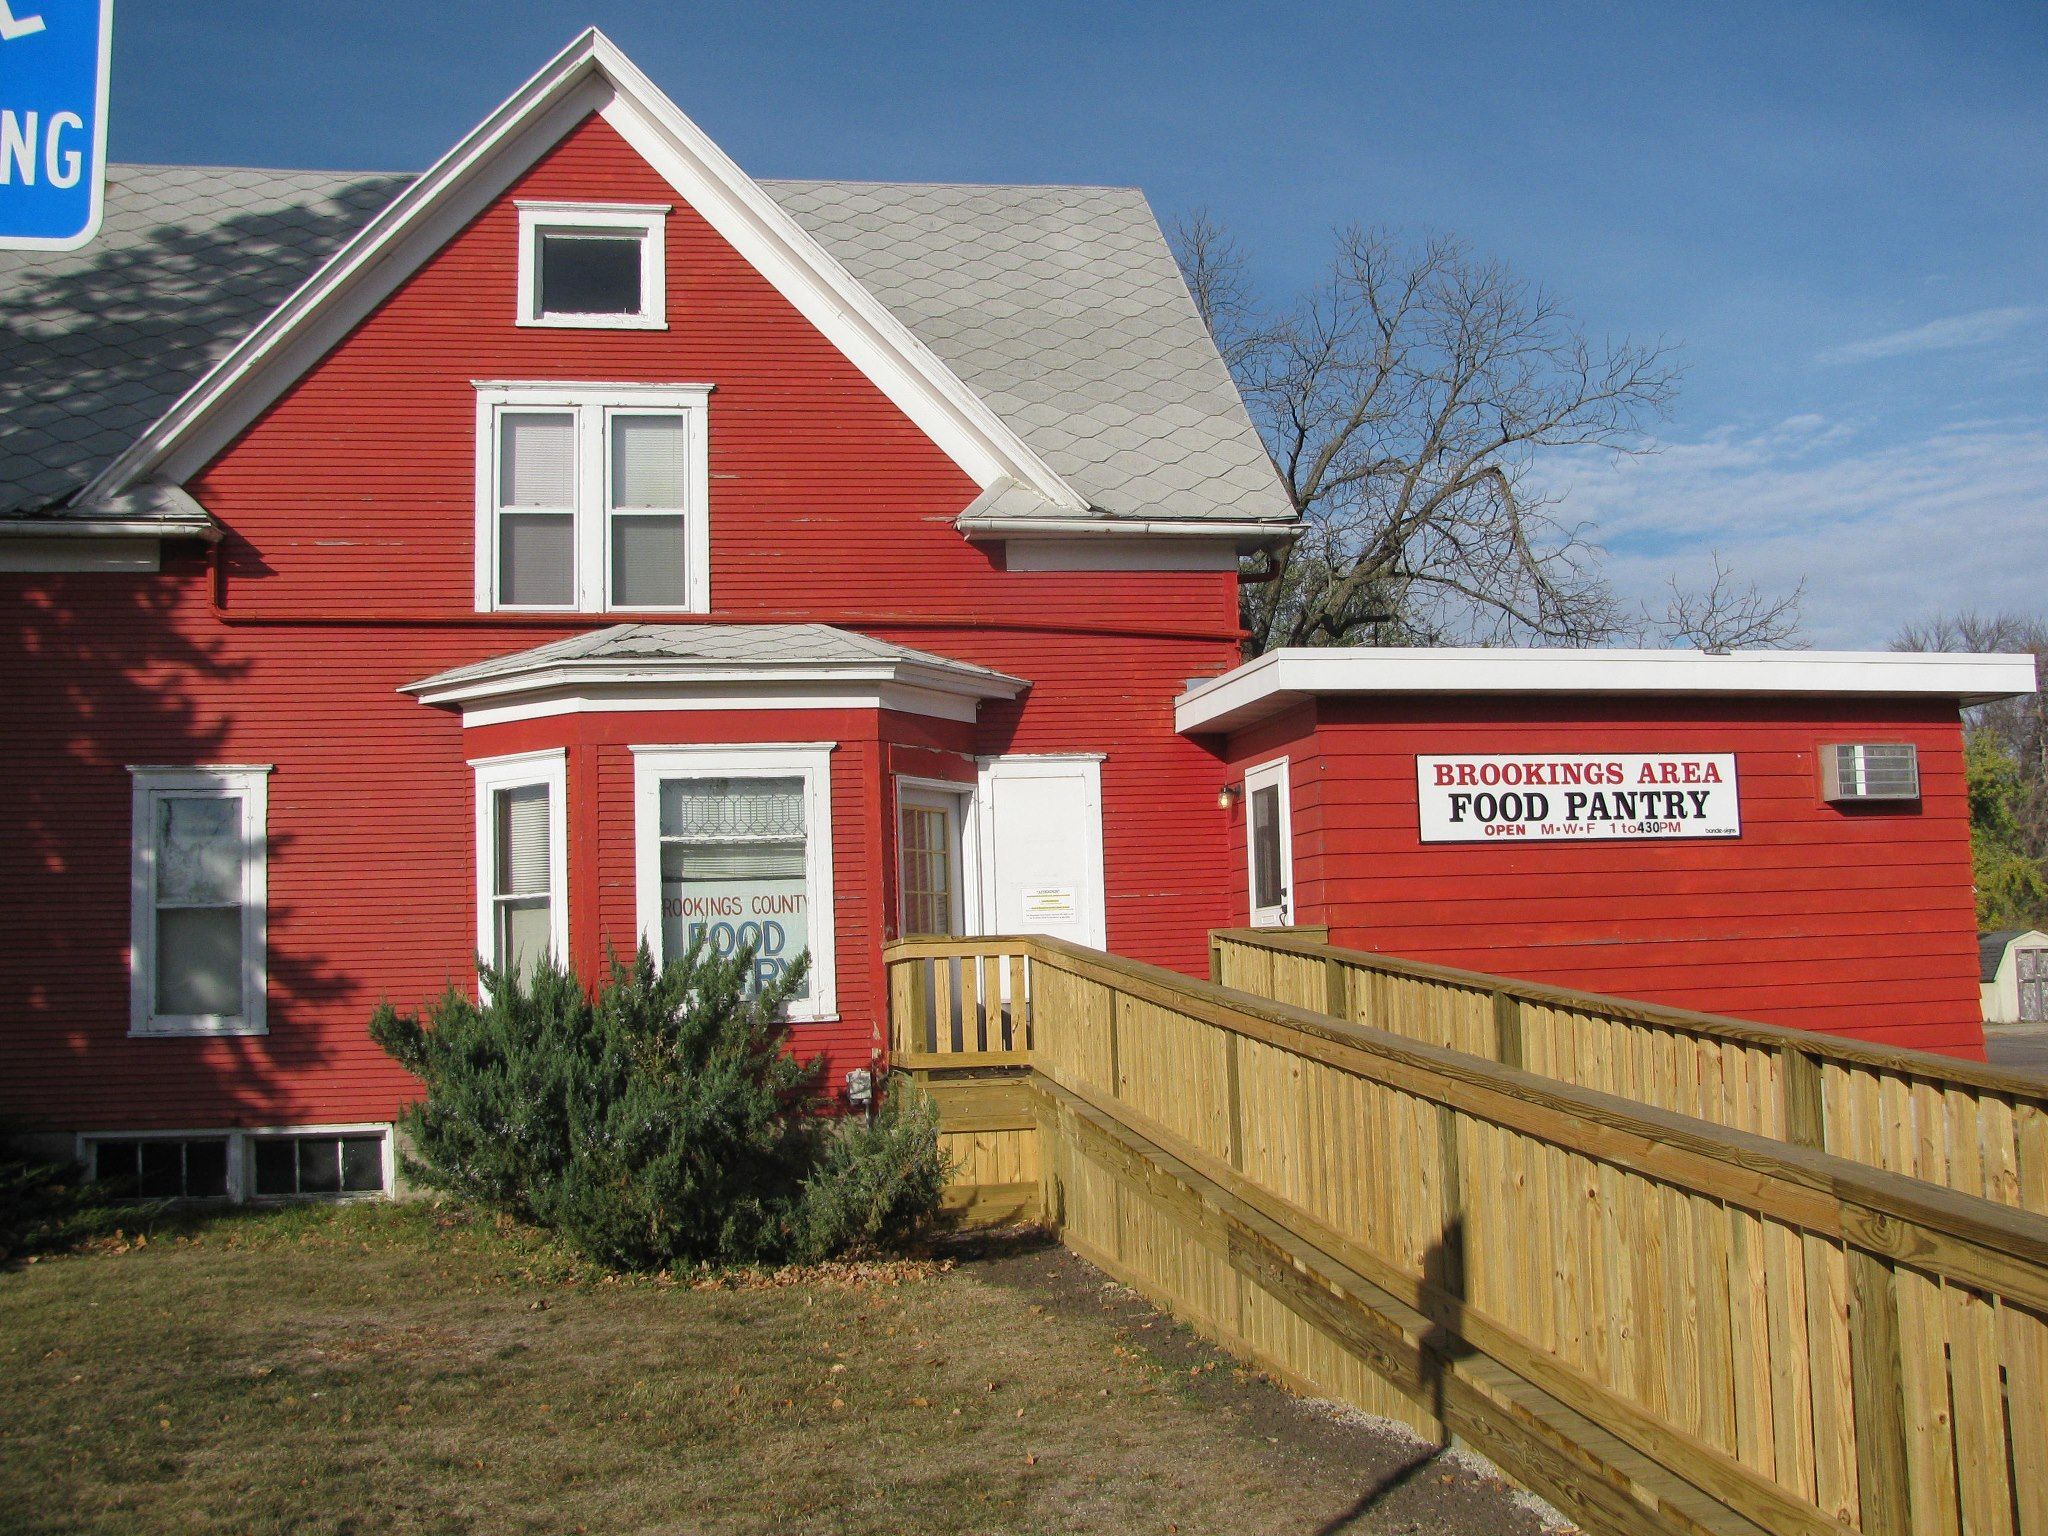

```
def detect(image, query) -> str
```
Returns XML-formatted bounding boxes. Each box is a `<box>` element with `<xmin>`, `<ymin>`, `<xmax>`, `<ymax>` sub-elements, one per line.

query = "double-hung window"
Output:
<box><xmin>129</xmin><ymin>766</ymin><xmax>269</xmax><ymax>1036</ymax></box>
<box><xmin>476</xmin><ymin>383</ymin><xmax>710</xmax><ymax>613</ymax></box>
<box><xmin>633</xmin><ymin>745</ymin><xmax>836</xmax><ymax>1022</ymax></box>
<box><xmin>473</xmin><ymin>750</ymin><xmax>568</xmax><ymax>985</ymax></box>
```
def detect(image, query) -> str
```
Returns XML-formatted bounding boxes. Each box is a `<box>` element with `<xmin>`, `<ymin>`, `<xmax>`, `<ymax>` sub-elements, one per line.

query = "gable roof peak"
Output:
<box><xmin>74</xmin><ymin>27</ymin><xmax>1088</xmax><ymax>517</ymax></box>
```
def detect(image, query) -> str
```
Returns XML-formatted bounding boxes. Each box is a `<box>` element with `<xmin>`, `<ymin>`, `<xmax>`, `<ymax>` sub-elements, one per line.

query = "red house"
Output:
<box><xmin>0</xmin><ymin>32</ymin><xmax>2027</xmax><ymax>1199</ymax></box>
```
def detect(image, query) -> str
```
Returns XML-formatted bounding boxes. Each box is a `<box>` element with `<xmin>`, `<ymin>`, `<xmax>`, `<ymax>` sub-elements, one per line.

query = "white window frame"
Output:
<box><xmin>473</xmin><ymin>380</ymin><xmax>712</xmax><ymax>614</ymax></box>
<box><xmin>632</xmin><ymin>743</ymin><xmax>837</xmax><ymax>1023</ymax></box>
<box><xmin>516</xmin><ymin>201</ymin><xmax>668</xmax><ymax>330</ymax></box>
<box><xmin>76</xmin><ymin>1123</ymin><xmax>394</xmax><ymax>1203</ymax></box>
<box><xmin>472</xmin><ymin>749</ymin><xmax>569</xmax><ymax>983</ymax></box>
<box><xmin>1244</xmin><ymin>756</ymin><xmax>1293</xmax><ymax>929</ymax></box>
<box><xmin>895</xmin><ymin>775</ymin><xmax>982</xmax><ymax>937</ymax></box>
<box><xmin>128</xmin><ymin>765</ymin><xmax>271</xmax><ymax>1037</ymax></box>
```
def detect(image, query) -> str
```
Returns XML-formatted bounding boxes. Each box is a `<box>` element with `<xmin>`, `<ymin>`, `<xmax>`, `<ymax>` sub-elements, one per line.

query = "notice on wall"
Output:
<box><xmin>1018</xmin><ymin>885</ymin><xmax>1078</xmax><ymax>924</ymax></box>
<box><xmin>1416</xmin><ymin>754</ymin><xmax>1740</xmax><ymax>843</ymax></box>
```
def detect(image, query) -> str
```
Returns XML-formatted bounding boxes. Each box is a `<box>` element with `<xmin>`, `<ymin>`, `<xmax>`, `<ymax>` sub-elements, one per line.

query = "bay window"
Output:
<box><xmin>129</xmin><ymin>766</ymin><xmax>269</xmax><ymax>1036</ymax></box>
<box><xmin>475</xmin><ymin>382</ymin><xmax>710</xmax><ymax>614</ymax></box>
<box><xmin>473</xmin><ymin>750</ymin><xmax>567</xmax><ymax>984</ymax></box>
<box><xmin>633</xmin><ymin>744</ymin><xmax>836</xmax><ymax>1021</ymax></box>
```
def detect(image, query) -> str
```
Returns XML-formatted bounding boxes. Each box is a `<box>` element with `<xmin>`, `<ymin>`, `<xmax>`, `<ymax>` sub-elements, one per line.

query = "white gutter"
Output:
<box><xmin>1175</xmin><ymin>646</ymin><xmax>2039</xmax><ymax>735</ymax></box>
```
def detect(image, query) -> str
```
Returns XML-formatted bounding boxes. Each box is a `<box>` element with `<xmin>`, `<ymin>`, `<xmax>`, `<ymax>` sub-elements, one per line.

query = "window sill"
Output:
<box><xmin>128</xmin><ymin>1023</ymin><xmax>269</xmax><ymax>1039</ymax></box>
<box><xmin>516</xmin><ymin>314</ymin><xmax>668</xmax><ymax>331</ymax></box>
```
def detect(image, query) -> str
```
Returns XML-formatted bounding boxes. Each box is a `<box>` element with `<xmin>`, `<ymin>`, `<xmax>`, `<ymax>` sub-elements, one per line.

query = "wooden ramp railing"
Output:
<box><xmin>885</xmin><ymin>934</ymin><xmax>2048</xmax><ymax>1536</ymax></box>
<box><xmin>1212</xmin><ymin>927</ymin><xmax>2048</xmax><ymax>1218</ymax></box>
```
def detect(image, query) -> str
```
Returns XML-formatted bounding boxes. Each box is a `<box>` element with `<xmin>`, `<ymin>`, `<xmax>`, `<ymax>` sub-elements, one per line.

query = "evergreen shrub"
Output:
<box><xmin>369</xmin><ymin>943</ymin><xmax>949</xmax><ymax>1270</ymax></box>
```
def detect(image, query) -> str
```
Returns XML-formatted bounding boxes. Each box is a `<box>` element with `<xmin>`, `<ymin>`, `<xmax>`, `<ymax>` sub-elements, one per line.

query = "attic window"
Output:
<box><xmin>516</xmin><ymin>202</ymin><xmax>667</xmax><ymax>329</ymax></box>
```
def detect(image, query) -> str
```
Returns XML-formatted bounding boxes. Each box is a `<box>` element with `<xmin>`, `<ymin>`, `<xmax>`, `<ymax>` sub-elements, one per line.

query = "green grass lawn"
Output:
<box><xmin>0</xmin><ymin>1202</ymin><xmax>1549</xmax><ymax>1535</ymax></box>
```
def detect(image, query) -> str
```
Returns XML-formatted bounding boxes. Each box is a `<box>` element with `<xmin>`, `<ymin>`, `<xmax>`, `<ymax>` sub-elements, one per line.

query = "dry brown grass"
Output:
<box><xmin>0</xmin><ymin>1203</ymin><xmax>1546</xmax><ymax>1535</ymax></box>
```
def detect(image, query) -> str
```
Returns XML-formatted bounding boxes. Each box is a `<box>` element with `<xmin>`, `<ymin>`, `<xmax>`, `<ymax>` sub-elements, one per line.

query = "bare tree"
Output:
<box><xmin>1649</xmin><ymin>552</ymin><xmax>1806</xmax><ymax>651</ymax></box>
<box><xmin>1176</xmin><ymin>213</ymin><xmax>1680</xmax><ymax>653</ymax></box>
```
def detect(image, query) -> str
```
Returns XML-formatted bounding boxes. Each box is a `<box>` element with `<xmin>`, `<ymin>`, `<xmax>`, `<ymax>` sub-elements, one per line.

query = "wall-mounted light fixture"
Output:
<box><xmin>1217</xmin><ymin>782</ymin><xmax>1242</xmax><ymax>811</ymax></box>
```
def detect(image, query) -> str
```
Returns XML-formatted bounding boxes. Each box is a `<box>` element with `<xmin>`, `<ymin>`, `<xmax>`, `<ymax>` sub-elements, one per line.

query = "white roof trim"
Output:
<box><xmin>1175</xmin><ymin>646</ymin><xmax>2039</xmax><ymax>735</ymax></box>
<box><xmin>77</xmin><ymin>29</ymin><xmax>1085</xmax><ymax>514</ymax></box>
<box><xmin>404</xmin><ymin>655</ymin><xmax>1027</xmax><ymax>727</ymax></box>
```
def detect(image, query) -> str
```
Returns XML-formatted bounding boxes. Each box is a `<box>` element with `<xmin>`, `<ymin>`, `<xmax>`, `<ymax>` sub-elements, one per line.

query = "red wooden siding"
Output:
<box><xmin>1222</xmin><ymin>695</ymin><xmax>1987</xmax><ymax>1057</ymax></box>
<box><xmin>0</xmin><ymin>111</ymin><xmax>1245</xmax><ymax>1134</ymax></box>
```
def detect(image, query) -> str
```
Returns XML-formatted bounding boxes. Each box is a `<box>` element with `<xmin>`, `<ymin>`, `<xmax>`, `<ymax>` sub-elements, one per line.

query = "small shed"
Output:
<box><xmin>1981</xmin><ymin>929</ymin><xmax>2048</xmax><ymax>1024</ymax></box>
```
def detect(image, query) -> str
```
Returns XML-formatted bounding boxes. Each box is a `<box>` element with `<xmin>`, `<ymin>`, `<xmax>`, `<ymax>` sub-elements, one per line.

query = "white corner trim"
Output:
<box><xmin>472</xmin><ymin>381</ymin><xmax>713</xmax><ymax>614</ymax></box>
<box><xmin>631</xmin><ymin>742</ymin><xmax>838</xmax><ymax>1022</ymax></box>
<box><xmin>127</xmin><ymin>765</ymin><xmax>271</xmax><ymax>1038</ymax></box>
<box><xmin>1174</xmin><ymin>647</ymin><xmax>2042</xmax><ymax>735</ymax></box>
<box><xmin>515</xmin><ymin>201</ymin><xmax>668</xmax><ymax>329</ymax></box>
<box><xmin>472</xmin><ymin>748</ymin><xmax>570</xmax><ymax>980</ymax></box>
<box><xmin>80</xmin><ymin>28</ymin><xmax>1084</xmax><ymax>516</ymax></box>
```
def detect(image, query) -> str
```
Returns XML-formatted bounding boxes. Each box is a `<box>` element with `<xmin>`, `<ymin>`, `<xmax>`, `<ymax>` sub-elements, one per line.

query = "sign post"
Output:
<box><xmin>0</xmin><ymin>0</ymin><xmax>112</xmax><ymax>251</ymax></box>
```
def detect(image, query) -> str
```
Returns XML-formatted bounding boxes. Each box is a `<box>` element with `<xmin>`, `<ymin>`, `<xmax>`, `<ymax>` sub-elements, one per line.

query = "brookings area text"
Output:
<box><xmin>1417</xmin><ymin>753</ymin><xmax>1741</xmax><ymax>843</ymax></box>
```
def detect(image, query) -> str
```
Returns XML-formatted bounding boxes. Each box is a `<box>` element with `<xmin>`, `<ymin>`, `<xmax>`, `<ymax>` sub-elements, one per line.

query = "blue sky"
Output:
<box><xmin>106</xmin><ymin>2</ymin><xmax>2048</xmax><ymax>644</ymax></box>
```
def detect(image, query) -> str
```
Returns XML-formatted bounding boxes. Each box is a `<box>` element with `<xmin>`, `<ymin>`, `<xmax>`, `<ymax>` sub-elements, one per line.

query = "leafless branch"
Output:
<box><xmin>1174</xmin><ymin>218</ymin><xmax>1680</xmax><ymax>653</ymax></box>
<box><xmin>1648</xmin><ymin>552</ymin><xmax>1805</xmax><ymax>651</ymax></box>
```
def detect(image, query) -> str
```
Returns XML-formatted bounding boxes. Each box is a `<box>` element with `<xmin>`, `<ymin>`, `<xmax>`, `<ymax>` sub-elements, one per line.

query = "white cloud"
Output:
<box><xmin>1540</xmin><ymin>416</ymin><xmax>2048</xmax><ymax>647</ymax></box>
<box><xmin>1815</xmin><ymin>305</ymin><xmax>2048</xmax><ymax>366</ymax></box>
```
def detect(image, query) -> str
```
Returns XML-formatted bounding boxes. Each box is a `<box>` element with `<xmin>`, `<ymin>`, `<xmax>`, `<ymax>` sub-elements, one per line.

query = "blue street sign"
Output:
<box><xmin>0</xmin><ymin>0</ymin><xmax>111</xmax><ymax>251</ymax></box>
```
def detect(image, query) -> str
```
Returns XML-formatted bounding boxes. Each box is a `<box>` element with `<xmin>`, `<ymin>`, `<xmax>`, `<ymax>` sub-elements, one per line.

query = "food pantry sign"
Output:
<box><xmin>0</xmin><ymin>0</ymin><xmax>112</xmax><ymax>251</ymax></box>
<box><xmin>1417</xmin><ymin>754</ymin><xmax>1740</xmax><ymax>843</ymax></box>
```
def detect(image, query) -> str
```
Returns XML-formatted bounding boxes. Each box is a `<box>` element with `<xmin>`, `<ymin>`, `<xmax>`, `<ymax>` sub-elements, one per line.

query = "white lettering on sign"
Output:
<box><xmin>1019</xmin><ymin>885</ymin><xmax>1078</xmax><ymax>923</ymax></box>
<box><xmin>0</xmin><ymin>108</ymin><xmax>81</xmax><ymax>186</ymax></box>
<box><xmin>1416</xmin><ymin>754</ymin><xmax>1740</xmax><ymax>842</ymax></box>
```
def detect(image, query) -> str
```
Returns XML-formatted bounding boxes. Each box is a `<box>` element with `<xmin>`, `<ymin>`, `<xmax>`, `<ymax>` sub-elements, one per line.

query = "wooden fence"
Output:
<box><xmin>885</xmin><ymin>934</ymin><xmax>2048</xmax><ymax>1536</ymax></box>
<box><xmin>1212</xmin><ymin>927</ymin><xmax>2048</xmax><ymax>1219</ymax></box>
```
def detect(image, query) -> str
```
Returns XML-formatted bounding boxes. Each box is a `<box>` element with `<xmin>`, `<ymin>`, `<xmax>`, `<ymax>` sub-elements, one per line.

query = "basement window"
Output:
<box><xmin>250</xmin><ymin>1133</ymin><xmax>387</xmax><ymax>1199</ymax></box>
<box><xmin>516</xmin><ymin>202</ymin><xmax>667</xmax><ymax>329</ymax></box>
<box><xmin>90</xmin><ymin>1136</ymin><xmax>231</xmax><ymax>1199</ymax></box>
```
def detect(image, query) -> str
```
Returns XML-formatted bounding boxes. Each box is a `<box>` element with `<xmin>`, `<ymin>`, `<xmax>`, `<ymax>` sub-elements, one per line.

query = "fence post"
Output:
<box><xmin>1325</xmin><ymin>957</ymin><xmax>1347</xmax><ymax>1021</ymax></box>
<box><xmin>1225</xmin><ymin>1031</ymin><xmax>1245</xmax><ymax>1172</ymax></box>
<box><xmin>1209</xmin><ymin>937</ymin><xmax>1224</xmax><ymax>986</ymax></box>
<box><xmin>1783</xmin><ymin>1046</ymin><xmax>1827</xmax><ymax>1150</ymax></box>
<box><xmin>1847</xmin><ymin>1249</ymin><xmax>1913</xmax><ymax>1534</ymax></box>
<box><xmin>1492</xmin><ymin>989</ymin><xmax>1525</xmax><ymax>1070</ymax></box>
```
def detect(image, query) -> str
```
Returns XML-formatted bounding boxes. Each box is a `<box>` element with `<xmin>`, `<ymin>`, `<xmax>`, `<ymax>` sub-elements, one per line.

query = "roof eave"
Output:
<box><xmin>1174</xmin><ymin>647</ymin><xmax>2040</xmax><ymax>735</ymax></box>
<box><xmin>403</xmin><ymin>656</ymin><xmax>1029</xmax><ymax>711</ymax></box>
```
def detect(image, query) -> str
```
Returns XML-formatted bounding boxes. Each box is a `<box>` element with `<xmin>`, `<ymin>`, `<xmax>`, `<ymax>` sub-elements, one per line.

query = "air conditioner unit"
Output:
<box><xmin>1819</xmin><ymin>742</ymin><xmax>1920</xmax><ymax>802</ymax></box>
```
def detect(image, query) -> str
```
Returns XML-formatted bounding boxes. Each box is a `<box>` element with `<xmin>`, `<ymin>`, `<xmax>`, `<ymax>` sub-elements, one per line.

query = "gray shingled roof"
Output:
<box><xmin>0</xmin><ymin>164</ymin><xmax>412</xmax><ymax>512</ymax></box>
<box><xmin>404</xmin><ymin>623</ymin><xmax>1027</xmax><ymax>697</ymax></box>
<box><xmin>0</xmin><ymin>163</ymin><xmax>1292</xmax><ymax>528</ymax></box>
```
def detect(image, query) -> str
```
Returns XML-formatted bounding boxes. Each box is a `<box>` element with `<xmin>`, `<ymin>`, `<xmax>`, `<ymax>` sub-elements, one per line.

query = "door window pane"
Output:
<box><xmin>538</xmin><ymin>232</ymin><xmax>643</xmax><ymax>316</ymax></box>
<box><xmin>659</xmin><ymin>776</ymin><xmax>809</xmax><ymax>998</ymax></box>
<box><xmin>1251</xmin><ymin>786</ymin><xmax>1283</xmax><ymax>911</ymax></box>
<box><xmin>900</xmin><ymin>804</ymin><xmax>956</xmax><ymax>936</ymax></box>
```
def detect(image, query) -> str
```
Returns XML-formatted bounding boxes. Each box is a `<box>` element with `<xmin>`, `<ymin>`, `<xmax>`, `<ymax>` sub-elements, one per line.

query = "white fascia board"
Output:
<box><xmin>81</xmin><ymin>29</ymin><xmax>1085</xmax><ymax>514</ymax></box>
<box><xmin>0</xmin><ymin>519</ymin><xmax>216</xmax><ymax>541</ymax></box>
<box><xmin>407</xmin><ymin>658</ymin><xmax>1024</xmax><ymax>726</ymax></box>
<box><xmin>960</xmin><ymin>513</ymin><xmax>1296</xmax><ymax>547</ymax></box>
<box><xmin>1174</xmin><ymin>647</ymin><xmax>2041</xmax><ymax>735</ymax></box>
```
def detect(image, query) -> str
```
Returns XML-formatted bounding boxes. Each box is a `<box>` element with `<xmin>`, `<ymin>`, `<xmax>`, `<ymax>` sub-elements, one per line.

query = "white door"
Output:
<box><xmin>978</xmin><ymin>755</ymin><xmax>1106</xmax><ymax>949</ymax></box>
<box><xmin>1245</xmin><ymin>757</ymin><xmax>1293</xmax><ymax>927</ymax></box>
